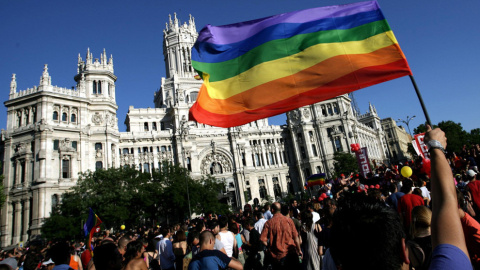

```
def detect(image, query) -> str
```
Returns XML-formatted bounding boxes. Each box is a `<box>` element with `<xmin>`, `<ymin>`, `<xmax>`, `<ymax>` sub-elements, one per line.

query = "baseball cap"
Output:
<box><xmin>467</xmin><ymin>170</ymin><xmax>477</xmax><ymax>178</ymax></box>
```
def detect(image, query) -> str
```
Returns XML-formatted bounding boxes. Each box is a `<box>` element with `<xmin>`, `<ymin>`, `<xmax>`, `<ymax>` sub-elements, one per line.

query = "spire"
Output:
<box><xmin>39</xmin><ymin>64</ymin><xmax>51</xmax><ymax>86</ymax></box>
<box><xmin>189</xmin><ymin>14</ymin><xmax>196</xmax><ymax>32</ymax></box>
<box><xmin>109</xmin><ymin>54</ymin><xmax>113</xmax><ymax>65</ymax></box>
<box><xmin>10</xmin><ymin>73</ymin><xmax>17</xmax><ymax>94</ymax></box>
<box><xmin>78</xmin><ymin>53</ymin><xmax>82</xmax><ymax>65</ymax></box>
<box><xmin>169</xmin><ymin>14</ymin><xmax>173</xmax><ymax>29</ymax></box>
<box><xmin>368</xmin><ymin>102</ymin><xmax>374</xmax><ymax>113</ymax></box>
<box><xmin>86</xmin><ymin>47</ymin><xmax>92</xmax><ymax>64</ymax></box>
<box><xmin>174</xmin><ymin>12</ymin><xmax>179</xmax><ymax>28</ymax></box>
<box><xmin>102</xmin><ymin>48</ymin><xmax>107</xmax><ymax>64</ymax></box>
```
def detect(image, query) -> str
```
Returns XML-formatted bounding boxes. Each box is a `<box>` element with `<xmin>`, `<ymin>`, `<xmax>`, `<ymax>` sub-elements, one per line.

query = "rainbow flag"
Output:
<box><xmin>84</xmin><ymin>208</ymin><xmax>102</xmax><ymax>249</ymax></box>
<box><xmin>306</xmin><ymin>173</ymin><xmax>326</xmax><ymax>187</ymax></box>
<box><xmin>190</xmin><ymin>1</ymin><xmax>411</xmax><ymax>128</ymax></box>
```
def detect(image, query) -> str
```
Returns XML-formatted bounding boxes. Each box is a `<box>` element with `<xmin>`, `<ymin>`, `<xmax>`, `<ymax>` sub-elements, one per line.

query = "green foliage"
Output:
<box><xmin>468</xmin><ymin>128</ymin><xmax>480</xmax><ymax>146</ymax></box>
<box><xmin>437</xmin><ymin>121</ymin><xmax>469</xmax><ymax>153</ymax></box>
<box><xmin>332</xmin><ymin>151</ymin><xmax>358</xmax><ymax>178</ymax></box>
<box><xmin>42</xmin><ymin>163</ymin><xmax>229</xmax><ymax>240</ymax></box>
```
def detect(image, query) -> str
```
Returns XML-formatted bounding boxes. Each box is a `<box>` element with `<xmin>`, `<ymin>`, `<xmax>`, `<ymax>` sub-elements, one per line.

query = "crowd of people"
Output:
<box><xmin>1</xmin><ymin>126</ymin><xmax>479</xmax><ymax>270</ymax></box>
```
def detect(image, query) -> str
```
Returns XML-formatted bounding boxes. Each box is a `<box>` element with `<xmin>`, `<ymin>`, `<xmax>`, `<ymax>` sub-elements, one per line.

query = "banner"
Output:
<box><xmin>356</xmin><ymin>147</ymin><xmax>372</xmax><ymax>177</ymax></box>
<box><xmin>412</xmin><ymin>133</ymin><xmax>429</xmax><ymax>159</ymax></box>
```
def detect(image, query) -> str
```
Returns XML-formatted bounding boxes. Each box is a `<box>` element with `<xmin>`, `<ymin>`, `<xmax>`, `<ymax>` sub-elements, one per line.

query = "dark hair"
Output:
<box><xmin>207</xmin><ymin>220</ymin><xmax>218</xmax><ymax>230</ymax></box>
<box><xmin>218</xmin><ymin>216</ymin><xmax>228</xmax><ymax>229</ymax></box>
<box><xmin>187</xmin><ymin>231</ymin><xmax>200</xmax><ymax>246</ymax></box>
<box><xmin>49</xmin><ymin>241</ymin><xmax>71</xmax><ymax>265</ymax></box>
<box><xmin>199</xmin><ymin>231</ymin><xmax>215</xmax><ymax>246</ymax></box>
<box><xmin>301</xmin><ymin>211</ymin><xmax>313</xmax><ymax>230</ymax></box>
<box><xmin>255</xmin><ymin>211</ymin><xmax>263</xmax><ymax>220</ymax></box>
<box><xmin>123</xmin><ymin>240</ymin><xmax>143</xmax><ymax>267</ymax></box>
<box><xmin>175</xmin><ymin>230</ymin><xmax>187</xmax><ymax>242</ymax></box>
<box><xmin>290</xmin><ymin>206</ymin><xmax>299</xmax><ymax>219</ymax></box>
<box><xmin>281</xmin><ymin>204</ymin><xmax>290</xmax><ymax>216</ymax></box>
<box><xmin>93</xmin><ymin>242</ymin><xmax>123</xmax><ymax>270</ymax></box>
<box><xmin>401</xmin><ymin>179</ymin><xmax>414</xmax><ymax>193</ymax></box>
<box><xmin>145</xmin><ymin>239</ymin><xmax>157</xmax><ymax>253</ymax></box>
<box><xmin>229</xmin><ymin>223</ymin><xmax>239</xmax><ymax>234</ymax></box>
<box><xmin>244</xmin><ymin>218</ymin><xmax>255</xmax><ymax>228</ymax></box>
<box><xmin>330</xmin><ymin>193</ymin><xmax>405</xmax><ymax>270</ymax></box>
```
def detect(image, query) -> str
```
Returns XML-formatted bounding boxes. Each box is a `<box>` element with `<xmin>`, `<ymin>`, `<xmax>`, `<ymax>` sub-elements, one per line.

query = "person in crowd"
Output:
<box><xmin>387</xmin><ymin>183</ymin><xmax>405</xmax><ymax>210</ymax></box>
<box><xmin>458</xmin><ymin>188</ymin><xmax>480</xmax><ymax>269</ymax></box>
<box><xmin>157</xmin><ymin>228</ymin><xmax>175</xmax><ymax>270</ymax></box>
<box><xmin>122</xmin><ymin>240</ymin><xmax>147</xmax><ymax>270</ymax></box>
<box><xmin>263</xmin><ymin>204</ymin><xmax>273</xmax><ymax>220</ymax></box>
<box><xmin>0</xmin><ymin>249</ymin><xmax>18</xmax><ymax>270</ymax></box>
<box><xmin>188</xmin><ymin>231</ymin><xmax>243</xmax><ymax>270</ymax></box>
<box><xmin>260</xmin><ymin>202</ymin><xmax>302</xmax><ymax>270</ymax></box>
<box><xmin>217</xmin><ymin>216</ymin><xmax>237</xmax><ymax>258</ymax></box>
<box><xmin>92</xmin><ymin>242</ymin><xmax>123</xmax><ymax>270</ymax></box>
<box><xmin>254</xmin><ymin>212</ymin><xmax>267</xmax><ymax>234</ymax></box>
<box><xmin>143</xmin><ymin>239</ymin><xmax>160</xmax><ymax>270</ymax></box>
<box><xmin>397</xmin><ymin>179</ymin><xmax>424</xmax><ymax>232</ymax></box>
<box><xmin>407</xmin><ymin>206</ymin><xmax>432</xmax><ymax>270</ymax></box>
<box><xmin>242</xmin><ymin>219</ymin><xmax>264</xmax><ymax>270</ymax></box>
<box><xmin>306</xmin><ymin>203</ymin><xmax>320</xmax><ymax>224</ymax></box>
<box><xmin>69</xmin><ymin>247</ymin><xmax>82</xmax><ymax>270</ymax></box>
<box><xmin>117</xmin><ymin>236</ymin><xmax>131</xmax><ymax>259</ymax></box>
<box><xmin>206</xmin><ymin>220</ymin><xmax>227</xmax><ymax>255</ymax></box>
<box><xmin>173</xmin><ymin>230</ymin><xmax>187</xmax><ymax>270</ymax></box>
<box><xmin>467</xmin><ymin>170</ymin><xmax>480</xmax><ymax>219</ymax></box>
<box><xmin>300</xmin><ymin>211</ymin><xmax>321</xmax><ymax>270</ymax></box>
<box><xmin>49</xmin><ymin>242</ymin><xmax>72</xmax><ymax>270</ymax></box>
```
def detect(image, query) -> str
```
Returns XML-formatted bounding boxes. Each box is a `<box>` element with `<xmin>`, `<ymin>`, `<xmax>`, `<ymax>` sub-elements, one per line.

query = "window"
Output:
<box><xmin>107</xmin><ymin>83</ymin><xmax>111</xmax><ymax>95</ymax></box>
<box><xmin>98</xmin><ymin>81</ymin><xmax>102</xmax><ymax>94</ymax></box>
<box><xmin>152</xmin><ymin>122</ymin><xmax>157</xmax><ymax>131</ymax></box>
<box><xmin>95</xmin><ymin>161</ymin><xmax>103</xmax><ymax>170</ymax></box>
<box><xmin>190</xmin><ymin>91</ymin><xmax>198</xmax><ymax>102</ymax></box>
<box><xmin>123</xmin><ymin>148</ymin><xmax>129</xmax><ymax>154</ymax></box>
<box><xmin>72</xmin><ymin>141</ymin><xmax>77</xmax><ymax>150</ymax></box>
<box><xmin>62</xmin><ymin>112</ymin><xmax>67</xmax><ymax>122</ymax></box>
<box><xmin>297</xmin><ymin>133</ymin><xmax>302</xmax><ymax>142</ymax></box>
<box><xmin>241</xmin><ymin>153</ymin><xmax>246</xmax><ymax>166</ymax></box>
<box><xmin>144</xmin><ymin>122</ymin><xmax>149</xmax><ymax>131</ymax></box>
<box><xmin>143</xmin><ymin>147</ymin><xmax>149</xmax><ymax>153</ymax></box>
<box><xmin>273</xmin><ymin>178</ymin><xmax>281</xmax><ymax>198</ymax></box>
<box><xmin>316</xmin><ymin>166</ymin><xmax>322</xmax><ymax>173</ymax></box>
<box><xmin>93</xmin><ymin>81</ymin><xmax>97</xmax><ymax>94</ymax></box>
<box><xmin>95</xmin><ymin>143</ymin><xmax>102</xmax><ymax>150</ymax></box>
<box><xmin>321</xmin><ymin>105</ymin><xmax>327</xmax><ymax>117</ymax></box>
<box><xmin>269</xmin><ymin>153</ymin><xmax>275</xmax><ymax>165</ymax></box>
<box><xmin>187</xmin><ymin>157</ymin><xmax>192</xmax><ymax>171</ymax></box>
<box><xmin>334</xmin><ymin>138</ymin><xmax>343</xmax><ymax>152</ymax></box>
<box><xmin>71</xmin><ymin>114</ymin><xmax>76</xmax><ymax>123</ymax></box>
<box><xmin>327</xmin><ymin>104</ymin><xmax>333</xmax><ymax>115</ymax></box>
<box><xmin>161</xmin><ymin>146</ymin><xmax>167</xmax><ymax>152</ymax></box>
<box><xmin>20</xmin><ymin>161</ymin><xmax>26</xmax><ymax>183</ymax></box>
<box><xmin>53</xmin><ymin>111</ymin><xmax>58</xmax><ymax>121</ymax></box>
<box><xmin>62</xmin><ymin>159</ymin><xmax>70</xmax><ymax>178</ymax></box>
<box><xmin>255</xmin><ymin>154</ymin><xmax>260</xmax><ymax>166</ymax></box>
<box><xmin>333</xmin><ymin>103</ymin><xmax>339</xmax><ymax>114</ymax></box>
<box><xmin>160</xmin><ymin>122</ymin><xmax>165</xmax><ymax>130</ymax></box>
<box><xmin>301</xmin><ymin>146</ymin><xmax>306</xmax><ymax>159</ymax></box>
<box><xmin>312</xmin><ymin>144</ymin><xmax>318</xmax><ymax>156</ymax></box>
<box><xmin>259</xmin><ymin>179</ymin><xmax>267</xmax><ymax>199</ymax></box>
<box><xmin>53</xmin><ymin>140</ymin><xmax>59</xmax><ymax>150</ymax></box>
<box><xmin>144</xmin><ymin>163</ymin><xmax>150</xmax><ymax>173</ymax></box>
<box><xmin>246</xmin><ymin>188</ymin><xmax>252</xmax><ymax>202</ymax></box>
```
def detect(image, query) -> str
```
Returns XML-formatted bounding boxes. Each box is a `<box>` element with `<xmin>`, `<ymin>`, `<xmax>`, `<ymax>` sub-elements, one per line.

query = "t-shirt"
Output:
<box><xmin>188</xmin><ymin>249</ymin><xmax>231</xmax><ymax>270</ymax></box>
<box><xmin>397</xmin><ymin>194</ymin><xmax>424</xmax><ymax>227</ymax></box>
<box><xmin>461</xmin><ymin>212</ymin><xmax>480</xmax><ymax>267</ymax></box>
<box><xmin>429</xmin><ymin>244</ymin><xmax>472</xmax><ymax>270</ymax></box>
<box><xmin>468</xmin><ymin>181</ymin><xmax>480</xmax><ymax>211</ymax></box>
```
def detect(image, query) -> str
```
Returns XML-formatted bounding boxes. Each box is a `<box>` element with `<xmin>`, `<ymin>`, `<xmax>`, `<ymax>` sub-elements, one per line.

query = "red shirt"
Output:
<box><xmin>398</xmin><ymin>194</ymin><xmax>424</xmax><ymax>228</ymax></box>
<box><xmin>260</xmin><ymin>213</ymin><xmax>299</xmax><ymax>260</ymax></box>
<box><xmin>468</xmin><ymin>181</ymin><xmax>480</xmax><ymax>211</ymax></box>
<box><xmin>461</xmin><ymin>212</ymin><xmax>480</xmax><ymax>267</ymax></box>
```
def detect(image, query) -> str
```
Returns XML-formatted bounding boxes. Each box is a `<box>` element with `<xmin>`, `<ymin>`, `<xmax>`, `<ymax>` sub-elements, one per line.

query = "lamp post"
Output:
<box><xmin>179</xmin><ymin>120</ymin><xmax>192</xmax><ymax>219</ymax></box>
<box><xmin>397</xmin><ymin>115</ymin><xmax>416</xmax><ymax>137</ymax></box>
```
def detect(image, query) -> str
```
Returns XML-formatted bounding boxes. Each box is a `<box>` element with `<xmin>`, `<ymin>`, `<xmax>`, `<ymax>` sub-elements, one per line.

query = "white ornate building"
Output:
<box><xmin>1</xmin><ymin>14</ymin><xmax>403</xmax><ymax>247</ymax></box>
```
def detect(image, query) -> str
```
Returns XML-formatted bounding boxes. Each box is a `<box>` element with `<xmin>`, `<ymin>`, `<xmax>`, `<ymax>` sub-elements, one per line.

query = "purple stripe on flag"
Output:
<box><xmin>196</xmin><ymin>1</ymin><xmax>380</xmax><ymax>45</ymax></box>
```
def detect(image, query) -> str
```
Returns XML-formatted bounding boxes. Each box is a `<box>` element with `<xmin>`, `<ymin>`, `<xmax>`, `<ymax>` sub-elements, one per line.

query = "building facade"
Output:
<box><xmin>381</xmin><ymin>117</ymin><xmax>412</xmax><ymax>163</ymax></box>
<box><xmin>1</xmin><ymin>14</ymin><xmax>406</xmax><ymax>247</ymax></box>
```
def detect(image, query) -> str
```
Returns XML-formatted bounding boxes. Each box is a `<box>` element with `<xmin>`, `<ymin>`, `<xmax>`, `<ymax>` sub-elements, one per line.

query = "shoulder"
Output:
<box><xmin>430</xmin><ymin>244</ymin><xmax>472</xmax><ymax>270</ymax></box>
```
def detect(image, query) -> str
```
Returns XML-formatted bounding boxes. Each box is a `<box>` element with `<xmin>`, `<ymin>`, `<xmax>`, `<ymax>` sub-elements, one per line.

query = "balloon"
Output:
<box><xmin>120</xmin><ymin>225</ymin><xmax>125</xmax><ymax>230</ymax></box>
<box><xmin>401</xmin><ymin>166</ymin><xmax>413</xmax><ymax>178</ymax></box>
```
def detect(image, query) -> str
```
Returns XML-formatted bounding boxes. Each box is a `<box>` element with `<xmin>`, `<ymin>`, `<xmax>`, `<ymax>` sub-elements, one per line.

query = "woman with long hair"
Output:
<box><xmin>123</xmin><ymin>240</ymin><xmax>148</xmax><ymax>270</ymax></box>
<box><xmin>172</xmin><ymin>230</ymin><xmax>187</xmax><ymax>270</ymax></box>
<box><xmin>143</xmin><ymin>239</ymin><xmax>160</xmax><ymax>270</ymax></box>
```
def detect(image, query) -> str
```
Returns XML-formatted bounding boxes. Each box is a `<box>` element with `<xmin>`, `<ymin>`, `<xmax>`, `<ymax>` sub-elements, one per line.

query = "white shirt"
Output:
<box><xmin>312</xmin><ymin>211</ymin><xmax>320</xmax><ymax>224</ymax></box>
<box><xmin>255</xmin><ymin>218</ymin><xmax>267</xmax><ymax>234</ymax></box>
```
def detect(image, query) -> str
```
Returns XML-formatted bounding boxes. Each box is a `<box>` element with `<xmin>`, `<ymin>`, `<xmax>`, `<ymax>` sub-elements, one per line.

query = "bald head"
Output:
<box><xmin>272</xmin><ymin>202</ymin><xmax>281</xmax><ymax>214</ymax></box>
<box><xmin>199</xmin><ymin>230</ymin><xmax>215</xmax><ymax>250</ymax></box>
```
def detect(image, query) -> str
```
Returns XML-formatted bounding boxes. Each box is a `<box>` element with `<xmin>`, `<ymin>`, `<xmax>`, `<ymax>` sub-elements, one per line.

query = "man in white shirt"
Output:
<box><xmin>254</xmin><ymin>211</ymin><xmax>267</xmax><ymax>234</ymax></box>
<box><xmin>307</xmin><ymin>203</ymin><xmax>320</xmax><ymax>224</ymax></box>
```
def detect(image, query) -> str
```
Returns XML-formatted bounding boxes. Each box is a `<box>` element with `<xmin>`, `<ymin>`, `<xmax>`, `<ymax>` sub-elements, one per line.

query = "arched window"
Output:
<box><xmin>62</xmin><ymin>112</ymin><xmax>67</xmax><ymax>122</ymax></box>
<box><xmin>144</xmin><ymin>122</ymin><xmax>149</xmax><ymax>131</ymax></box>
<box><xmin>53</xmin><ymin>111</ymin><xmax>58</xmax><ymax>120</ymax></box>
<box><xmin>93</xmin><ymin>81</ymin><xmax>97</xmax><ymax>94</ymax></box>
<box><xmin>71</xmin><ymin>114</ymin><xmax>76</xmax><ymax>123</ymax></box>
<box><xmin>210</xmin><ymin>162</ymin><xmax>223</xmax><ymax>175</ymax></box>
<box><xmin>190</xmin><ymin>91</ymin><xmax>199</xmax><ymax>102</ymax></box>
<box><xmin>98</xmin><ymin>81</ymin><xmax>102</xmax><ymax>94</ymax></box>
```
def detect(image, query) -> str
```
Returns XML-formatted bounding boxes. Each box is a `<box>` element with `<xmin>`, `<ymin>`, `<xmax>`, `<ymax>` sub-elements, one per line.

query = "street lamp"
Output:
<box><xmin>179</xmin><ymin>119</ymin><xmax>192</xmax><ymax>219</ymax></box>
<box><xmin>397</xmin><ymin>115</ymin><xmax>416</xmax><ymax>136</ymax></box>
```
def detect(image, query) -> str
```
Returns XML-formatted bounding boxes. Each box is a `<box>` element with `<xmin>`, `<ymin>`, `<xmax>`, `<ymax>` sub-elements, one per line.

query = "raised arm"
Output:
<box><xmin>426</xmin><ymin>126</ymin><xmax>469</xmax><ymax>256</ymax></box>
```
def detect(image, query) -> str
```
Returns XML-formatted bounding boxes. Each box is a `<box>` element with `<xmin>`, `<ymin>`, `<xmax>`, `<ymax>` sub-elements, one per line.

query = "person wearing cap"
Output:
<box><xmin>466</xmin><ymin>170</ymin><xmax>480</xmax><ymax>221</ymax></box>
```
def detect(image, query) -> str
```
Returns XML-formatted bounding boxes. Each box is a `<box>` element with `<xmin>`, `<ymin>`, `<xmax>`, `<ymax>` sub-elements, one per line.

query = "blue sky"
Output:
<box><xmin>1</xmin><ymin>0</ymin><xmax>479</xmax><ymax>132</ymax></box>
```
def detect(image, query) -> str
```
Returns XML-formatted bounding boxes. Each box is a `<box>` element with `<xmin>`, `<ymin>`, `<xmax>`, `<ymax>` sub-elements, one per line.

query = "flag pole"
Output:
<box><xmin>409</xmin><ymin>75</ymin><xmax>432</xmax><ymax>127</ymax></box>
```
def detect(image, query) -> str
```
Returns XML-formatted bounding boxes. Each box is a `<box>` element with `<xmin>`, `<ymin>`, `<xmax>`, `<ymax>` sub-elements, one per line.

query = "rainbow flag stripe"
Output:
<box><xmin>189</xmin><ymin>1</ymin><xmax>411</xmax><ymax>127</ymax></box>
<box><xmin>307</xmin><ymin>173</ymin><xmax>326</xmax><ymax>187</ymax></box>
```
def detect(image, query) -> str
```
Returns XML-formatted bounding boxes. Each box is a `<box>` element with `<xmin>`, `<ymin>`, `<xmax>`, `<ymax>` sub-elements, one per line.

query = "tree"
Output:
<box><xmin>332</xmin><ymin>152</ymin><xmax>358</xmax><ymax>178</ymax></box>
<box><xmin>469</xmin><ymin>128</ymin><xmax>480</xmax><ymax>146</ymax></box>
<box><xmin>437</xmin><ymin>121</ymin><xmax>468</xmax><ymax>153</ymax></box>
<box><xmin>42</xmin><ymin>163</ymin><xmax>229</xmax><ymax>240</ymax></box>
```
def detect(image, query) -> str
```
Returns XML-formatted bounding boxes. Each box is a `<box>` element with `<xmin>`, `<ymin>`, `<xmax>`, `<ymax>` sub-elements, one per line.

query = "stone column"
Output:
<box><xmin>12</xmin><ymin>201</ymin><xmax>22</xmax><ymax>245</ymax></box>
<box><xmin>23</xmin><ymin>199</ymin><xmax>30</xmax><ymax>241</ymax></box>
